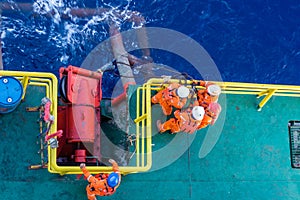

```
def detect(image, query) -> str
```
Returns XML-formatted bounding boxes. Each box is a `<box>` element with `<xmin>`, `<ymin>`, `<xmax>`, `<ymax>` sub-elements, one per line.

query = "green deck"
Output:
<box><xmin>1</xmin><ymin>85</ymin><xmax>300</xmax><ymax>199</ymax></box>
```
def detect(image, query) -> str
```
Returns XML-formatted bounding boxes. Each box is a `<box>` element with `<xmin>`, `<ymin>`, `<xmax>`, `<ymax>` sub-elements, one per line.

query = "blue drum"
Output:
<box><xmin>0</xmin><ymin>76</ymin><xmax>23</xmax><ymax>114</ymax></box>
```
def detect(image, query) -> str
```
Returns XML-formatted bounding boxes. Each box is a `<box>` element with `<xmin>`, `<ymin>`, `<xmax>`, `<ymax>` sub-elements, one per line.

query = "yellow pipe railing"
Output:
<box><xmin>213</xmin><ymin>81</ymin><xmax>300</xmax><ymax>111</ymax></box>
<box><xmin>4</xmin><ymin>72</ymin><xmax>300</xmax><ymax>174</ymax></box>
<box><xmin>134</xmin><ymin>83</ymin><xmax>152</xmax><ymax>171</ymax></box>
<box><xmin>146</xmin><ymin>78</ymin><xmax>300</xmax><ymax>111</ymax></box>
<box><xmin>130</xmin><ymin>77</ymin><xmax>300</xmax><ymax>171</ymax></box>
<box><xmin>44</xmin><ymin>78</ymin><xmax>300</xmax><ymax>174</ymax></box>
<box><xmin>136</xmin><ymin>86</ymin><xmax>141</xmax><ymax>167</ymax></box>
<box><xmin>0</xmin><ymin>70</ymin><xmax>59</xmax><ymax>172</ymax></box>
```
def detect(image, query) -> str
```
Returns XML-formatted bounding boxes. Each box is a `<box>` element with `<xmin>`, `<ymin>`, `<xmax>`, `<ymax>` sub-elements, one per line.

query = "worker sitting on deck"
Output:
<box><xmin>157</xmin><ymin>105</ymin><xmax>205</xmax><ymax>134</ymax></box>
<box><xmin>198</xmin><ymin>102</ymin><xmax>222</xmax><ymax>129</ymax></box>
<box><xmin>151</xmin><ymin>83</ymin><xmax>191</xmax><ymax>115</ymax></box>
<box><xmin>80</xmin><ymin>159</ymin><xmax>121</xmax><ymax>199</ymax></box>
<box><xmin>193</xmin><ymin>80</ymin><xmax>221</xmax><ymax>109</ymax></box>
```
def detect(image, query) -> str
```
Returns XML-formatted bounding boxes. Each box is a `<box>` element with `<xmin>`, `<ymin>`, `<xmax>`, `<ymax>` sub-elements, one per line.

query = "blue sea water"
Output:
<box><xmin>1</xmin><ymin>0</ymin><xmax>300</xmax><ymax>92</ymax></box>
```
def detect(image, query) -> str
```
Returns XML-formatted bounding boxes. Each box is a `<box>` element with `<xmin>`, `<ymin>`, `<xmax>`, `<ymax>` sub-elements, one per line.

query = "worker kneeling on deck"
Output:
<box><xmin>80</xmin><ymin>159</ymin><xmax>121</xmax><ymax>199</ymax></box>
<box><xmin>198</xmin><ymin>102</ymin><xmax>222</xmax><ymax>129</ymax></box>
<box><xmin>152</xmin><ymin>83</ymin><xmax>190</xmax><ymax>115</ymax></box>
<box><xmin>194</xmin><ymin>80</ymin><xmax>221</xmax><ymax>108</ymax></box>
<box><xmin>157</xmin><ymin>106</ymin><xmax>205</xmax><ymax>134</ymax></box>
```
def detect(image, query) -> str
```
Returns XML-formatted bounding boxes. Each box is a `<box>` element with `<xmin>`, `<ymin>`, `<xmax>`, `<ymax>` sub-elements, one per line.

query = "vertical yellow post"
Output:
<box><xmin>21</xmin><ymin>76</ymin><xmax>30</xmax><ymax>100</ymax></box>
<box><xmin>257</xmin><ymin>89</ymin><xmax>277</xmax><ymax>111</ymax></box>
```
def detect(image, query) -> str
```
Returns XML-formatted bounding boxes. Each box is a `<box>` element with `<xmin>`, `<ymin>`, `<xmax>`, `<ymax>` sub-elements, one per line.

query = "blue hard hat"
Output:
<box><xmin>107</xmin><ymin>172</ymin><xmax>119</xmax><ymax>188</ymax></box>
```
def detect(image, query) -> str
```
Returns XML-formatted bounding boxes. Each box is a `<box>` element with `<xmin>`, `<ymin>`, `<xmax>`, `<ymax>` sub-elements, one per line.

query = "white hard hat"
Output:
<box><xmin>207</xmin><ymin>84</ymin><xmax>221</xmax><ymax>96</ymax></box>
<box><xmin>176</xmin><ymin>86</ymin><xmax>190</xmax><ymax>98</ymax></box>
<box><xmin>192</xmin><ymin>106</ymin><xmax>205</xmax><ymax>121</ymax></box>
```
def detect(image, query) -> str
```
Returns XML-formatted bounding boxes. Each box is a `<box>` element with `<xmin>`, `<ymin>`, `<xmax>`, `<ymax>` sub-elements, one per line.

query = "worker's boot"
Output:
<box><xmin>156</xmin><ymin>120</ymin><xmax>164</xmax><ymax>133</ymax></box>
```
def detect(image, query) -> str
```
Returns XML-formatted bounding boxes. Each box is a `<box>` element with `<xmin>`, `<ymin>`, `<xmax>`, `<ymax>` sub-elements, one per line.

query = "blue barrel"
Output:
<box><xmin>0</xmin><ymin>76</ymin><xmax>23</xmax><ymax>114</ymax></box>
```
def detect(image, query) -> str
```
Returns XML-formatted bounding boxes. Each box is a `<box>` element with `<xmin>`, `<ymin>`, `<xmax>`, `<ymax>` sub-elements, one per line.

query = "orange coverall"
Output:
<box><xmin>81</xmin><ymin>163</ymin><xmax>121</xmax><ymax>199</ymax></box>
<box><xmin>195</xmin><ymin>80</ymin><xmax>219</xmax><ymax>109</ymax></box>
<box><xmin>152</xmin><ymin>83</ymin><xmax>189</xmax><ymax>115</ymax></box>
<box><xmin>198</xmin><ymin>102</ymin><xmax>221</xmax><ymax>129</ymax></box>
<box><xmin>158</xmin><ymin>108</ymin><xmax>202</xmax><ymax>134</ymax></box>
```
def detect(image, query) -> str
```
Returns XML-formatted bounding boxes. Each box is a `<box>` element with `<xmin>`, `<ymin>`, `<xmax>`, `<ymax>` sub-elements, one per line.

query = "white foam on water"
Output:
<box><xmin>2</xmin><ymin>0</ymin><xmax>152</xmax><ymax>70</ymax></box>
<box><xmin>33</xmin><ymin>0</ymin><xmax>65</xmax><ymax>24</ymax></box>
<box><xmin>35</xmin><ymin>29</ymin><xmax>46</xmax><ymax>35</ymax></box>
<box><xmin>60</xmin><ymin>54</ymin><xmax>69</xmax><ymax>63</ymax></box>
<box><xmin>1</xmin><ymin>31</ymin><xmax>6</xmax><ymax>41</ymax></box>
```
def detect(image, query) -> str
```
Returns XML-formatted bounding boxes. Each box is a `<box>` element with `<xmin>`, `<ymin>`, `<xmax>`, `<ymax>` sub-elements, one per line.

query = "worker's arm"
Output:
<box><xmin>173</xmin><ymin>110</ymin><xmax>181</xmax><ymax>119</ymax></box>
<box><xmin>210</xmin><ymin>108</ymin><xmax>221</xmax><ymax>125</ymax></box>
<box><xmin>193</xmin><ymin>80</ymin><xmax>207</xmax><ymax>87</ymax></box>
<box><xmin>178</xmin><ymin>98</ymin><xmax>187</xmax><ymax>108</ymax></box>
<box><xmin>109</xmin><ymin>159</ymin><xmax>119</xmax><ymax>172</ymax></box>
<box><xmin>80</xmin><ymin>163</ymin><xmax>96</xmax><ymax>183</ymax></box>
<box><xmin>109</xmin><ymin>159</ymin><xmax>122</xmax><ymax>189</ymax></box>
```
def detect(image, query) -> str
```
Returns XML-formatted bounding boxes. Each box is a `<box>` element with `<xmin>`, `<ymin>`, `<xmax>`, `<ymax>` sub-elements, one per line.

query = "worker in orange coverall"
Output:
<box><xmin>198</xmin><ymin>102</ymin><xmax>222</xmax><ymax>129</ymax></box>
<box><xmin>193</xmin><ymin>80</ymin><xmax>221</xmax><ymax>109</ymax></box>
<box><xmin>151</xmin><ymin>83</ymin><xmax>191</xmax><ymax>115</ymax></box>
<box><xmin>157</xmin><ymin>105</ymin><xmax>205</xmax><ymax>134</ymax></box>
<box><xmin>80</xmin><ymin>159</ymin><xmax>121</xmax><ymax>199</ymax></box>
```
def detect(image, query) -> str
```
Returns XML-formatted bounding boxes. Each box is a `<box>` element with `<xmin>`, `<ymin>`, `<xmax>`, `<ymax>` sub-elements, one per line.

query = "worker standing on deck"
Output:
<box><xmin>157</xmin><ymin>105</ymin><xmax>205</xmax><ymax>134</ymax></box>
<box><xmin>151</xmin><ymin>83</ymin><xmax>191</xmax><ymax>115</ymax></box>
<box><xmin>198</xmin><ymin>102</ymin><xmax>222</xmax><ymax>129</ymax></box>
<box><xmin>193</xmin><ymin>80</ymin><xmax>221</xmax><ymax>109</ymax></box>
<box><xmin>80</xmin><ymin>159</ymin><xmax>121</xmax><ymax>199</ymax></box>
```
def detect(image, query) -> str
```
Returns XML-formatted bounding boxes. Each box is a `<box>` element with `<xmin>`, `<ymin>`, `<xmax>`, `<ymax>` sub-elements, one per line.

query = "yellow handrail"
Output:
<box><xmin>0</xmin><ymin>70</ymin><xmax>58</xmax><ymax>171</ymax></box>
<box><xmin>146</xmin><ymin>78</ymin><xmax>300</xmax><ymax>111</ymax></box>
<box><xmin>133</xmin><ymin>83</ymin><xmax>152</xmax><ymax>172</ymax></box>
<box><xmin>4</xmin><ymin>72</ymin><xmax>299</xmax><ymax>174</ymax></box>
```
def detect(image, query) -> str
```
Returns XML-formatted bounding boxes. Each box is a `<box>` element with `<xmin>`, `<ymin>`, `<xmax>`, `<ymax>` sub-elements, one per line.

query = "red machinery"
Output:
<box><xmin>57</xmin><ymin>65</ymin><xmax>102</xmax><ymax>165</ymax></box>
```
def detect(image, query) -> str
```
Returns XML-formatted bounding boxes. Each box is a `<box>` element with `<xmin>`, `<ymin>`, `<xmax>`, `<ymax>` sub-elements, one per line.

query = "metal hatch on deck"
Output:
<box><xmin>288</xmin><ymin>120</ymin><xmax>300</xmax><ymax>168</ymax></box>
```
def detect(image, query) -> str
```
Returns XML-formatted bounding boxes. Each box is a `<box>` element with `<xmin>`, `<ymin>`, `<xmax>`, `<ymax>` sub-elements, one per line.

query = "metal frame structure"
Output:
<box><xmin>0</xmin><ymin>70</ymin><xmax>153</xmax><ymax>175</ymax></box>
<box><xmin>2</xmin><ymin>73</ymin><xmax>300</xmax><ymax>175</ymax></box>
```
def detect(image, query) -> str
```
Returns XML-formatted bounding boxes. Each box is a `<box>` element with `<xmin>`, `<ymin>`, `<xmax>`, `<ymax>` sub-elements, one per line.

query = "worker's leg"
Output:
<box><xmin>160</xmin><ymin>100</ymin><xmax>172</xmax><ymax>115</ymax></box>
<box><xmin>151</xmin><ymin>90</ymin><xmax>163</xmax><ymax>104</ymax></box>
<box><xmin>170</xmin><ymin>119</ymin><xmax>181</xmax><ymax>134</ymax></box>
<box><xmin>158</xmin><ymin>118</ymin><xmax>179</xmax><ymax>133</ymax></box>
<box><xmin>86</xmin><ymin>186</ymin><xmax>97</xmax><ymax>200</ymax></box>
